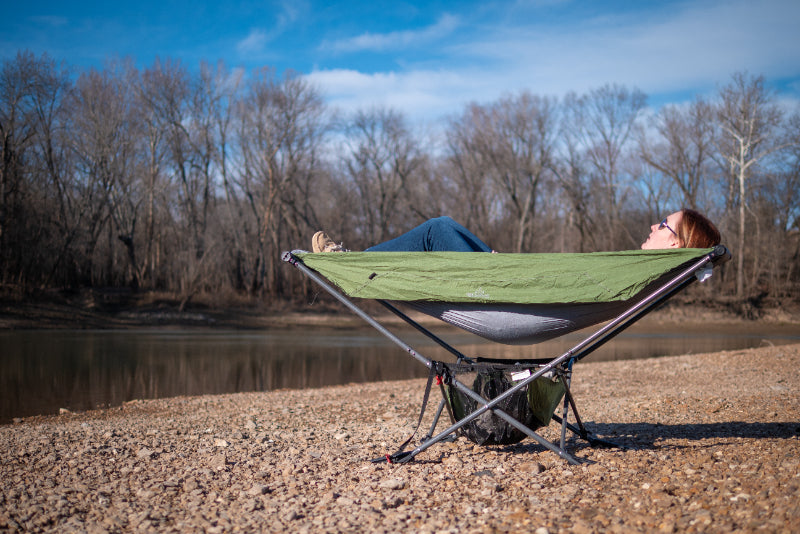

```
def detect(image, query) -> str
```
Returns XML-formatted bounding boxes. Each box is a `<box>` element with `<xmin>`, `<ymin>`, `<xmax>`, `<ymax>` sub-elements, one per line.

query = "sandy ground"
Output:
<box><xmin>1</xmin><ymin>342</ymin><xmax>798</xmax><ymax>533</ymax></box>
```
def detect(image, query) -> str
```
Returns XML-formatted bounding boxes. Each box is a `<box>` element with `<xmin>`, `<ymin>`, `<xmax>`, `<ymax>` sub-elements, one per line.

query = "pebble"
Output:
<box><xmin>379</xmin><ymin>478</ymin><xmax>406</xmax><ymax>490</ymax></box>
<box><xmin>1</xmin><ymin>344</ymin><xmax>798</xmax><ymax>533</ymax></box>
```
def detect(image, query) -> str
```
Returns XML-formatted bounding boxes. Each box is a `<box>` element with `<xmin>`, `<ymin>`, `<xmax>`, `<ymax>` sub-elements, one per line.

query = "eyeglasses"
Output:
<box><xmin>659</xmin><ymin>217</ymin><xmax>678</xmax><ymax>236</ymax></box>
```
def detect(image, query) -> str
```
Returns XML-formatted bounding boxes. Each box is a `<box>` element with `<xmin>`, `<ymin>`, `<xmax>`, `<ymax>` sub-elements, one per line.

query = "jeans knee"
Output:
<box><xmin>427</xmin><ymin>216</ymin><xmax>456</xmax><ymax>231</ymax></box>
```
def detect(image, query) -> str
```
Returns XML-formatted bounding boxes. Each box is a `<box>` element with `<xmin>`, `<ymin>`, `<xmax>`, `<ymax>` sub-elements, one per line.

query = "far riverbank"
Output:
<box><xmin>2</xmin><ymin>288</ymin><xmax>799</xmax><ymax>331</ymax></box>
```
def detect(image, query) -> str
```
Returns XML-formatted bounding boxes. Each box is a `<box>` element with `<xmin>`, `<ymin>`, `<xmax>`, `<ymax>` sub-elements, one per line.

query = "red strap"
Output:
<box><xmin>436</xmin><ymin>375</ymin><xmax>443</xmax><ymax>386</ymax></box>
<box><xmin>385</xmin><ymin>454</ymin><xmax>392</xmax><ymax>464</ymax></box>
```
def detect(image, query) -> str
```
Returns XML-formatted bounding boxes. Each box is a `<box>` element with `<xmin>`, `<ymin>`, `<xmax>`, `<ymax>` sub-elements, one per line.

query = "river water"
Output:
<box><xmin>2</xmin><ymin>323</ymin><xmax>798</xmax><ymax>423</ymax></box>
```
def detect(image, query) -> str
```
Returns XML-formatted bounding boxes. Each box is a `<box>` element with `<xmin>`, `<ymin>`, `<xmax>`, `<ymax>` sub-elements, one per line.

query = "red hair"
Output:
<box><xmin>678</xmin><ymin>209</ymin><xmax>721</xmax><ymax>248</ymax></box>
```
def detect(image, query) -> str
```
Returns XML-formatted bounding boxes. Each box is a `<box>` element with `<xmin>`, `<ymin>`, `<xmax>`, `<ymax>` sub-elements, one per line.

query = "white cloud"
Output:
<box><xmin>237</xmin><ymin>29</ymin><xmax>269</xmax><ymax>54</ymax></box>
<box><xmin>277</xmin><ymin>0</ymin><xmax>305</xmax><ymax>27</ymax></box>
<box><xmin>306</xmin><ymin>67</ymin><xmax>504</xmax><ymax>123</ymax></box>
<box><xmin>236</xmin><ymin>0</ymin><xmax>309</xmax><ymax>55</ymax></box>
<box><xmin>455</xmin><ymin>0</ymin><xmax>800</xmax><ymax>97</ymax></box>
<box><xmin>325</xmin><ymin>13</ymin><xmax>460</xmax><ymax>53</ymax></box>
<box><xmin>307</xmin><ymin>0</ymin><xmax>800</xmax><ymax>124</ymax></box>
<box><xmin>592</xmin><ymin>0</ymin><xmax>800</xmax><ymax>91</ymax></box>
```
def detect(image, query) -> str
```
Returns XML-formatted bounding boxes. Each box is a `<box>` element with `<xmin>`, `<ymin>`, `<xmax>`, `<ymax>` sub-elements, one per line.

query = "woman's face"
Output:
<box><xmin>641</xmin><ymin>211</ymin><xmax>683</xmax><ymax>250</ymax></box>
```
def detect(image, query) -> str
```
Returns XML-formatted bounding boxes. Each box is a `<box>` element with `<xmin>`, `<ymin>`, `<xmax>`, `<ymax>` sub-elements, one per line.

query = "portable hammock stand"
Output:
<box><xmin>282</xmin><ymin>245</ymin><xmax>730</xmax><ymax>465</ymax></box>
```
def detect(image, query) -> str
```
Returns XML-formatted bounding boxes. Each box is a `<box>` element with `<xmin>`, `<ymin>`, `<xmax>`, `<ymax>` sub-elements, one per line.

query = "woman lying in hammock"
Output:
<box><xmin>311</xmin><ymin>209</ymin><xmax>721</xmax><ymax>253</ymax></box>
<box><xmin>308</xmin><ymin>210</ymin><xmax>722</xmax><ymax>344</ymax></box>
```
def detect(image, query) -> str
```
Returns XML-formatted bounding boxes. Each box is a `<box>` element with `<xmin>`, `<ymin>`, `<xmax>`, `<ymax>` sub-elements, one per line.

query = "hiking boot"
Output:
<box><xmin>312</xmin><ymin>231</ymin><xmax>349</xmax><ymax>253</ymax></box>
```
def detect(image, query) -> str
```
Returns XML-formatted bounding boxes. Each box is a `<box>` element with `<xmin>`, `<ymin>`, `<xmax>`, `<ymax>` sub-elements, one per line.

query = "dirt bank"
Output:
<box><xmin>2</xmin><ymin>343</ymin><xmax>798</xmax><ymax>533</ymax></box>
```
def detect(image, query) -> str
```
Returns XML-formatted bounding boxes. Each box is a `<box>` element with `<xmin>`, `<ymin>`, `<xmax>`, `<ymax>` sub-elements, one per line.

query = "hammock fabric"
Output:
<box><xmin>294</xmin><ymin>248</ymin><xmax>713</xmax><ymax>305</ymax></box>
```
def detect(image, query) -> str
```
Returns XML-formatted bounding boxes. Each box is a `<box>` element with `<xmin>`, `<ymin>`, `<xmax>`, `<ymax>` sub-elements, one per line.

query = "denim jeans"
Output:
<box><xmin>365</xmin><ymin>216</ymin><xmax>492</xmax><ymax>252</ymax></box>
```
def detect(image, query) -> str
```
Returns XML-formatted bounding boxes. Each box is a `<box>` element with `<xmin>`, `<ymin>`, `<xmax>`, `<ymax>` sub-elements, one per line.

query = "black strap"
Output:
<box><xmin>372</xmin><ymin>362</ymin><xmax>444</xmax><ymax>463</ymax></box>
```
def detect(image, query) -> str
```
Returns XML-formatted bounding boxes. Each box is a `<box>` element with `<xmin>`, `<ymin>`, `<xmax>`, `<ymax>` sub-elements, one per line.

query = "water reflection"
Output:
<box><xmin>1</xmin><ymin>324</ymin><xmax>797</xmax><ymax>423</ymax></box>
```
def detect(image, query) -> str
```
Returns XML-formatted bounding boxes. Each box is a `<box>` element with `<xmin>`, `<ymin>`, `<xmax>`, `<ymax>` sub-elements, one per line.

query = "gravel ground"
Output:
<box><xmin>1</xmin><ymin>343</ymin><xmax>798</xmax><ymax>533</ymax></box>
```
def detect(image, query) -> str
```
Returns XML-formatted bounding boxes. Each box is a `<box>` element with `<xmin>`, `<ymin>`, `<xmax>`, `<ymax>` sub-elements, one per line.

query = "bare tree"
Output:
<box><xmin>342</xmin><ymin>107</ymin><xmax>423</xmax><ymax>245</ymax></box>
<box><xmin>136</xmin><ymin>61</ymin><xmax>173</xmax><ymax>287</ymax></box>
<box><xmin>714</xmin><ymin>72</ymin><xmax>786</xmax><ymax>297</ymax></box>
<box><xmin>444</xmin><ymin>92</ymin><xmax>557</xmax><ymax>252</ymax></box>
<box><xmin>563</xmin><ymin>84</ymin><xmax>646</xmax><ymax>250</ymax></box>
<box><xmin>177</xmin><ymin>61</ymin><xmax>243</xmax><ymax>306</ymax></box>
<box><xmin>0</xmin><ymin>52</ymin><xmax>38</xmax><ymax>283</ymax></box>
<box><xmin>639</xmin><ymin>98</ymin><xmax>716</xmax><ymax>210</ymax></box>
<box><xmin>234</xmin><ymin>68</ymin><xmax>327</xmax><ymax>297</ymax></box>
<box><xmin>444</xmin><ymin>103</ymin><xmax>503</xmax><ymax>242</ymax></box>
<box><xmin>553</xmin><ymin>100</ymin><xmax>594</xmax><ymax>252</ymax></box>
<box><xmin>69</xmin><ymin>61</ymin><xmax>142</xmax><ymax>286</ymax></box>
<box><xmin>755</xmin><ymin>111</ymin><xmax>800</xmax><ymax>296</ymax></box>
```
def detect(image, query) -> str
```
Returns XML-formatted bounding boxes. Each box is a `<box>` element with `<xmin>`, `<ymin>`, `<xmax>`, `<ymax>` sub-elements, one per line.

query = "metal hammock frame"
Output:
<box><xmin>282</xmin><ymin>245</ymin><xmax>730</xmax><ymax>465</ymax></box>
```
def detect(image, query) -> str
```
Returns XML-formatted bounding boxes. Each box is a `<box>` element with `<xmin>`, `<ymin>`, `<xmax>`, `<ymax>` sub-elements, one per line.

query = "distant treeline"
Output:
<box><xmin>1</xmin><ymin>51</ymin><xmax>798</xmax><ymax>309</ymax></box>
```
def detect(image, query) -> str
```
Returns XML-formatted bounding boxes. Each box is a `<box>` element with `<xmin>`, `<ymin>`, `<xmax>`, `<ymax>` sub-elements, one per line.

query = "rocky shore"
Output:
<box><xmin>2</xmin><ymin>343</ymin><xmax>798</xmax><ymax>533</ymax></box>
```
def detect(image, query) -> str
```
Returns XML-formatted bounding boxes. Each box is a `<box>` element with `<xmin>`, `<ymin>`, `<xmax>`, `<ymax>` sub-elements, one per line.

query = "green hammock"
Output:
<box><xmin>294</xmin><ymin>248</ymin><xmax>712</xmax><ymax>305</ymax></box>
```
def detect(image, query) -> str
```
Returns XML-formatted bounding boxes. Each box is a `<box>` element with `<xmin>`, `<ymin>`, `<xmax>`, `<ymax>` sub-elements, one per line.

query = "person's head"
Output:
<box><xmin>640</xmin><ymin>209</ymin><xmax>721</xmax><ymax>250</ymax></box>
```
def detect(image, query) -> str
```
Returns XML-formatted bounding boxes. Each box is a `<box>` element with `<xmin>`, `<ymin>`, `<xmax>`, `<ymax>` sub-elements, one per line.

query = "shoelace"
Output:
<box><xmin>324</xmin><ymin>242</ymin><xmax>349</xmax><ymax>252</ymax></box>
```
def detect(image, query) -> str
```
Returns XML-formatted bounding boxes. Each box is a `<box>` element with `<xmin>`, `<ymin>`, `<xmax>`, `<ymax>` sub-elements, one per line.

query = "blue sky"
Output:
<box><xmin>3</xmin><ymin>0</ymin><xmax>800</xmax><ymax>124</ymax></box>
